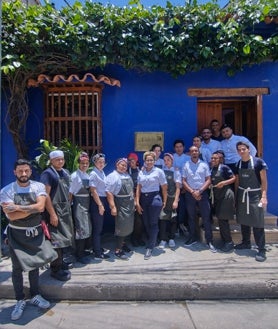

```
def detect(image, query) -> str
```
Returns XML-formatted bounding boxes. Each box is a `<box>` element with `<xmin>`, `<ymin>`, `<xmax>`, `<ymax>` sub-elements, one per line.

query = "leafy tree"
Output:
<box><xmin>1</xmin><ymin>0</ymin><xmax>278</xmax><ymax>158</ymax></box>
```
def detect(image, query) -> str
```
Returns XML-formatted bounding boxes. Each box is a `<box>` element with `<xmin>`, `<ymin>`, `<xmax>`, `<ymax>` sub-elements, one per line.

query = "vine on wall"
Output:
<box><xmin>1</xmin><ymin>0</ymin><xmax>278</xmax><ymax>157</ymax></box>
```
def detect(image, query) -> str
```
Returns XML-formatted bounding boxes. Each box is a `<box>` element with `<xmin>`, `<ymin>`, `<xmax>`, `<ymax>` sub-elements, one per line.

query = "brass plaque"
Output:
<box><xmin>135</xmin><ymin>132</ymin><xmax>164</xmax><ymax>152</ymax></box>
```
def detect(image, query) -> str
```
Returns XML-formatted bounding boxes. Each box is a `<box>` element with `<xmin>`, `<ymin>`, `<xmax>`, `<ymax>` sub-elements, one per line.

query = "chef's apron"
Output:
<box><xmin>160</xmin><ymin>169</ymin><xmax>177</xmax><ymax>220</ymax></box>
<box><xmin>72</xmin><ymin>176</ymin><xmax>92</xmax><ymax>240</ymax></box>
<box><xmin>49</xmin><ymin>168</ymin><xmax>74</xmax><ymax>248</ymax></box>
<box><xmin>114</xmin><ymin>175</ymin><xmax>135</xmax><ymax>237</ymax></box>
<box><xmin>211</xmin><ymin>165</ymin><xmax>234</xmax><ymax>220</ymax></box>
<box><xmin>7</xmin><ymin>183</ymin><xmax>57</xmax><ymax>271</ymax></box>
<box><xmin>236</xmin><ymin>157</ymin><xmax>264</xmax><ymax>228</ymax></box>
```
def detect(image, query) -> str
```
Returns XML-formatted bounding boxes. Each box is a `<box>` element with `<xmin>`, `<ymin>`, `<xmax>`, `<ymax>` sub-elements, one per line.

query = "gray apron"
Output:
<box><xmin>114</xmin><ymin>174</ymin><xmax>135</xmax><ymax>237</ymax></box>
<box><xmin>7</xmin><ymin>183</ymin><xmax>57</xmax><ymax>271</ymax></box>
<box><xmin>160</xmin><ymin>169</ymin><xmax>177</xmax><ymax>220</ymax></box>
<box><xmin>211</xmin><ymin>165</ymin><xmax>234</xmax><ymax>220</ymax></box>
<box><xmin>236</xmin><ymin>157</ymin><xmax>264</xmax><ymax>228</ymax></box>
<box><xmin>50</xmin><ymin>168</ymin><xmax>74</xmax><ymax>248</ymax></box>
<box><xmin>72</xmin><ymin>176</ymin><xmax>92</xmax><ymax>240</ymax></box>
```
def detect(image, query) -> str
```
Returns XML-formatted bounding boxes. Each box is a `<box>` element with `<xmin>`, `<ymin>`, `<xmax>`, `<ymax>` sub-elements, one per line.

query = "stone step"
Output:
<box><xmin>213</xmin><ymin>212</ymin><xmax>278</xmax><ymax>226</ymax></box>
<box><xmin>196</xmin><ymin>212</ymin><xmax>278</xmax><ymax>244</ymax></box>
<box><xmin>210</xmin><ymin>224</ymin><xmax>278</xmax><ymax>244</ymax></box>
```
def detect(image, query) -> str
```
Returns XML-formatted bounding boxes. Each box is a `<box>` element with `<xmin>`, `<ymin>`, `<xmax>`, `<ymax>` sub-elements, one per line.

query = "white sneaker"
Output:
<box><xmin>30</xmin><ymin>294</ymin><xmax>50</xmax><ymax>309</ymax></box>
<box><xmin>158</xmin><ymin>240</ymin><xmax>167</xmax><ymax>249</ymax></box>
<box><xmin>169</xmin><ymin>239</ymin><xmax>176</xmax><ymax>248</ymax></box>
<box><xmin>11</xmin><ymin>300</ymin><xmax>26</xmax><ymax>321</ymax></box>
<box><xmin>208</xmin><ymin>242</ymin><xmax>217</xmax><ymax>253</ymax></box>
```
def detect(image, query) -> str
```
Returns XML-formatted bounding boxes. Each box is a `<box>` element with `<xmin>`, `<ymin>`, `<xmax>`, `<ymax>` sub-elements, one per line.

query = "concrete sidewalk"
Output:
<box><xmin>1</xmin><ymin>233</ymin><xmax>278</xmax><ymax>301</ymax></box>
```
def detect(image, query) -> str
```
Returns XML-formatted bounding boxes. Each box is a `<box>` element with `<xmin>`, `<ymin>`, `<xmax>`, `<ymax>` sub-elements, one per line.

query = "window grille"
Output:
<box><xmin>44</xmin><ymin>85</ymin><xmax>103</xmax><ymax>155</ymax></box>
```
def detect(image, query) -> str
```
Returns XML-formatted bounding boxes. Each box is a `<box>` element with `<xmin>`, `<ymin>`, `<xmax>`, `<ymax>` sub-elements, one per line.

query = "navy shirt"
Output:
<box><xmin>234</xmin><ymin>157</ymin><xmax>268</xmax><ymax>184</ymax></box>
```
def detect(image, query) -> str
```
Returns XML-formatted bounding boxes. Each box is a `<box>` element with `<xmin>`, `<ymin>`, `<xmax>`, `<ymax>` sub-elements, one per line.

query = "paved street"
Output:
<box><xmin>1</xmin><ymin>299</ymin><xmax>278</xmax><ymax>329</ymax></box>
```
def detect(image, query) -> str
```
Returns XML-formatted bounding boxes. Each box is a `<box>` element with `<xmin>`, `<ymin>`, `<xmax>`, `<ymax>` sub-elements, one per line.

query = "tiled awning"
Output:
<box><xmin>28</xmin><ymin>73</ymin><xmax>121</xmax><ymax>87</ymax></box>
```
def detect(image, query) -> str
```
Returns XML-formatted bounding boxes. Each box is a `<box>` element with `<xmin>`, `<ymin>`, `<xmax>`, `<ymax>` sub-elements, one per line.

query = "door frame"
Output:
<box><xmin>187</xmin><ymin>88</ymin><xmax>269</xmax><ymax>157</ymax></box>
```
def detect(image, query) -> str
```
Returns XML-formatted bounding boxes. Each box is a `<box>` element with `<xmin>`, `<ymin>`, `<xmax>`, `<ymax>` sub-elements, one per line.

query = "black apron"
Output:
<box><xmin>49</xmin><ymin>168</ymin><xmax>74</xmax><ymax>248</ymax></box>
<box><xmin>114</xmin><ymin>174</ymin><xmax>135</xmax><ymax>237</ymax></box>
<box><xmin>72</xmin><ymin>175</ymin><xmax>92</xmax><ymax>240</ymax></box>
<box><xmin>211</xmin><ymin>164</ymin><xmax>234</xmax><ymax>220</ymax></box>
<box><xmin>236</xmin><ymin>157</ymin><xmax>264</xmax><ymax>228</ymax></box>
<box><xmin>7</xmin><ymin>183</ymin><xmax>57</xmax><ymax>271</ymax></box>
<box><xmin>160</xmin><ymin>169</ymin><xmax>177</xmax><ymax>220</ymax></box>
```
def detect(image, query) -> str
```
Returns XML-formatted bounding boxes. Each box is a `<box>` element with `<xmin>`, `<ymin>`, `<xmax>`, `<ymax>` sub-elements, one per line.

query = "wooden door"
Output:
<box><xmin>197</xmin><ymin>99</ymin><xmax>258</xmax><ymax>148</ymax></box>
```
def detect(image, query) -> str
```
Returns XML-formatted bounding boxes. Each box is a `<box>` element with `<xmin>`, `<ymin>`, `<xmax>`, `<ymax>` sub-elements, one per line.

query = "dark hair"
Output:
<box><xmin>150</xmin><ymin>144</ymin><xmax>162</xmax><ymax>151</ymax></box>
<box><xmin>236</xmin><ymin>141</ymin><xmax>250</xmax><ymax>150</ymax></box>
<box><xmin>220</xmin><ymin>123</ymin><xmax>233</xmax><ymax>131</ymax></box>
<box><xmin>193</xmin><ymin>135</ymin><xmax>203</xmax><ymax>141</ymax></box>
<box><xmin>14</xmin><ymin>159</ymin><xmax>32</xmax><ymax>170</ymax></box>
<box><xmin>173</xmin><ymin>139</ymin><xmax>184</xmax><ymax>147</ymax></box>
<box><xmin>201</xmin><ymin>127</ymin><xmax>212</xmax><ymax>133</ymax></box>
<box><xmin>210</xmin><ymin>119</ymin><xmax>219</xmax><ymax>125</ymax></box>
<box><xmin>214</xmin><ymin>150</ymin><xmax>225</xmax><ymax>157</ymax></box>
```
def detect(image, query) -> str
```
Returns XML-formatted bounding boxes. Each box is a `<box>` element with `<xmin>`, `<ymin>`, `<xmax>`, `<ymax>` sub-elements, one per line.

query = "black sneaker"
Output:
<box><xmin>220</xmin><ymin>242</ymin><xmax>234</xmax><ymax>252</ymax></box>
<box><xmin>234</xmin><ymin>242</ymin><xmax>251</xmax><ymax>250</ymax></box>
<box><xmin>114</xmin><ymin>250</ymin><xmax>129</xmax><ymax>260</ymax></box>
<box><xmin>51</xmin><ymin>269</ymin><xmax>71</xmax><ymax>281</ymax></box>
<box><xmin>62</xmin><ymin>261</ymin><xmax>74</xmax><ymax>270</ymax></box>
<box><xmin>94</xmin><ymin>253</ymin><xmax>110</xmax><ymax>261</ymax></box>
<box><xmin>255</xmin><ymin>250</ymin><xmax>267</xmax><ymax>262</ymax></box>
<box><xmin>77</xmin><ymin>256</ymin><xmax>92</xmax><ymax>264</ymax></box>
<box><xmin>184</xmin><ymin>238</ymin><xmax>197</xmax><ymax>247</ymax></box>
<box><xmin>122</xmin><ymin>244</ymin><xmax>132</xmax><ymax>253</ymax></box>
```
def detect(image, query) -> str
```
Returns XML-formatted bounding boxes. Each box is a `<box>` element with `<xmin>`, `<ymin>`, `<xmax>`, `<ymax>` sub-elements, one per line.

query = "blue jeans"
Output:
<box><xmin>140</xmin><ymin>192</ymin><xmax>162</xmax><ymax>249</ymax></box>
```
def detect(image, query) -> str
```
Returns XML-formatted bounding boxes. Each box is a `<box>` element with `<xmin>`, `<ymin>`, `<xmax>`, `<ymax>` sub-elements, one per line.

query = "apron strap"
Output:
<box><xmin>238</xmin><ymin>186</ymin><xmax>261</xmax><ymax>214</ymax></box>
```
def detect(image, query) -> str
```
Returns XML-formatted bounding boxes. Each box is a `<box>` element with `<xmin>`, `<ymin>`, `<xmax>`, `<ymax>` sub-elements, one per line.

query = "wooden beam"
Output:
<box><xmin>188</xmin><ymin>88</ymin><xmax>269</xmax><ymax>97</ymax></box>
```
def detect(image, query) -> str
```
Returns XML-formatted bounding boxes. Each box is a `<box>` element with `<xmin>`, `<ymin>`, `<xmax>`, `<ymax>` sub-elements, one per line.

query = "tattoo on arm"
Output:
<box><xmin>19</xmin><ymin>205</ymin><xmax>39</xmax><ymax>214</ymax></box>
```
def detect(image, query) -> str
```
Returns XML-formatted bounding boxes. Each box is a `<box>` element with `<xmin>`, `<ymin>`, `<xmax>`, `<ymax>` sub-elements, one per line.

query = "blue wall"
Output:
<box><xmin>1</xmin><ymin>62</ymin><xmax>278</xmax><ymax>216</ymax></box>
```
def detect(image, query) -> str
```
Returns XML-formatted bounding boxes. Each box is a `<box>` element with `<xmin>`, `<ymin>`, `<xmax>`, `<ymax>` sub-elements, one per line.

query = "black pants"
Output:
<box><xmin>131</xmin><ymin>211</ymin><xmax>144</xmax><ymax>242</ymax></box>
<box><xmin>159</xmin><ymin>218</ymin><xmax>177</xmax><ymax>241</ymax></box>
<box><xmin>241</xmin><ymin>224</ymin><xmax>266</xmax><ymax>251</ymax></box>
<box><xmin>115</xmin><ymin>236</ymin><xmax>125</xmax><ymax>250</ymax></box>
<box><xmin>218</xmin><ymin>219</ymin><xmax>232</xmax><ymax>243</ymax></box>
<box><xmin>185</xmin><ymin>191</ymin><xmax>213</xmax><ymax>243</ymax></box>
<box><xmin>75</xmin><ymin>237</ymin><xmax>92</xmax><ymax>259</ymax></box>
<box><xmin>10</xmin><ymin>247</ymin><xmax>39</xmax><ymax>300</ymax></box>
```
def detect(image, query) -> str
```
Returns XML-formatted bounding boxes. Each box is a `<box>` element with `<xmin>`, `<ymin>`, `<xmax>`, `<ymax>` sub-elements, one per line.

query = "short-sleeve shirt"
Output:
<box><xmin>89</xmin><ymin>167</ymin><xmax>106</xmax><ymax>197</ymax></box>
<box><xmin>137</xmin><ymin>167</ymin><xmax>167</xmax><ymax>193</ymax></box>
<box><xmin>234</xmin><ymin>157</ymin><xmax>268</xmax><ymax>184</ymax></box>
<box><xmin>105</xmin><ymin>170</ymin><xmax>132</xmax><ymax>195</ymax></box>
<box><xmin>211</xmin><ymin>164</ymin><xmax>234</xmax><ymax>182</ymax></box>
<box><xmin>173</xmin><ymin>153</ymin><xmax>191</xmax><ymax>174</ymax></box>
<box><xmin>0</xmin><ymin>180</ymin><xmax>47</xmax><ymax>204</ymax></box>
<box><xmin>182</xmin><ymin>159</ymin><xmax>211</xmax><ymax>190</ymax></box>
<box><xmin>69</xmin><ymin>169</ymin><xmax>90</xmax><ymax>195</ymax></box>
<box><xmin>40</xmin><ymin>167</ymin><xmax>70</xmax><ymax>199</ymax></box>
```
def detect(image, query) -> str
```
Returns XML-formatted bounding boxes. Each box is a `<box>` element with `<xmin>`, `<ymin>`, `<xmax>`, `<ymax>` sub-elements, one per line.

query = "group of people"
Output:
<box><xmin>0</xmin><ymin>120</ymin><xmax>268</xmax><ymax>321</ymax></box>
